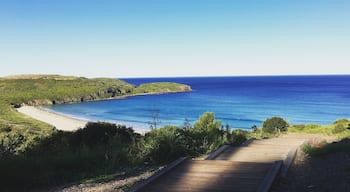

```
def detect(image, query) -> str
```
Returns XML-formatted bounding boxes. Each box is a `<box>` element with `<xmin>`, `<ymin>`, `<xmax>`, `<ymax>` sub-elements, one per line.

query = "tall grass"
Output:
<box><xmin>303</xmin><ymin>139</ymin><xmax>350</xmax><ymax>157</ymax></box>
<box><xmin>289</xmin><ymin>119</ymin><xmax>350</xmax><ymax>139</ymax></box>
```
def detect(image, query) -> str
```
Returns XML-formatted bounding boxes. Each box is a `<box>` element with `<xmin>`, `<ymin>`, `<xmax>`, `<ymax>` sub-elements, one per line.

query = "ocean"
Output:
<box><xmin>47</xmin><ymin>75</ymin><xmax>350</xmax><ymax>131</ymax></box>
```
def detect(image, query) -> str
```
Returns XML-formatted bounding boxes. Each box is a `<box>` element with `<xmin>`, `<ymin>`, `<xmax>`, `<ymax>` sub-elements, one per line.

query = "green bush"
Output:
<box><xmin>230</xmin><ymin>129</ymin><xmax>248</xmax><ymax>146</ymax></box>
<box><xmin>143</xmin><ymin>126</ymin><xmax>187</xmax><ymax>164</ymax></box>
<box><xmin>192</xmin><ymin>112</ymin><xmax>224</xmax><ymax>152</ymax></box>
<box><xmin>0</xmin><ymin>122</ymin><xmax>143</xmax><ymax>191</ymax></box>
<box><xmin>262</xmin><ymin>117</ymin><xmax>288</xmax><ymax>133</ymax></box>
<box><xmin>333</xmin><ymin>124</ymin><xmax>346</xmax><ymax>134</ymax></box>
<box><xmin>0</xmin><ymin>132</ymin><xmax>27</xmax><ymax>156</ymax></box>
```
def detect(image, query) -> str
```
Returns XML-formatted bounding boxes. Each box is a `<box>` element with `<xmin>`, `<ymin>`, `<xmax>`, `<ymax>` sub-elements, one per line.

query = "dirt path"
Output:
<box><xmin>53</xmin><ymin>167</ymin><xmax>162</xmax><ymax>192</ymax></box>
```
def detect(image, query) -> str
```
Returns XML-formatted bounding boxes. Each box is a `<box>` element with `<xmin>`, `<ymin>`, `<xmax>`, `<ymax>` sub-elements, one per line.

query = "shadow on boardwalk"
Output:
<box><xmin>131</xmin><ymin>134</ymin><xmax>320</xmax><ymax>192</ymax></box>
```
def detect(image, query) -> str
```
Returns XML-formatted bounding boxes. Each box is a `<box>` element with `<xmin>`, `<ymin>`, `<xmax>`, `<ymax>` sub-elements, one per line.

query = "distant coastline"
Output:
<box><xmin>16</xmin><ymin>90</ymin><xmax>191</xmax><ymax>133</ymax></box>
<box><xmin>0</xmin><ymin>74</ymin><xmax>192</xmax><ymax>141</ymax></box>
<box><xmin>50</xmin><ymin>75</ymin><xmax>350</xmax><ymax>130</ymax></box>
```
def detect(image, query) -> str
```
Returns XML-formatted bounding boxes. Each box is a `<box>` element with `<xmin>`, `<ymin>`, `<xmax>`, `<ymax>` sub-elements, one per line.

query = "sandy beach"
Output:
<box><xmin>16</xmin><ymin>106</ymin><xmax>147</xmax><ymax>134</ymax></box>
<box><xmin>17</xmin><ymin>106</ymin><xmax>87</xmax><ymax>131</ymax></box>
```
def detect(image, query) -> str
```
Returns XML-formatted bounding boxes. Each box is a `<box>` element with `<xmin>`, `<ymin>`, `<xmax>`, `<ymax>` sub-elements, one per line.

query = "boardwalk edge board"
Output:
<box><xmin>281</xmin><ymin>146</ymin><xmax>298</xmax><ymax>177</ymax></box>
<box><xmin>256</xmin><ymin>160</ymin><xmax>283</xmax><ymax>192</ymax></box>
<box><xmin>205</xmin><ymin>145</ymin><xmax>230</xmax><ymax>160</ymax></box>
<box><xmin>242</xmin><ymin>138</ymin><xmax>256</xmax><ymax>146</ymax></box>
<box><xmin>129</xmin><ymin>157</ymin><xmax>188</xmax><ymax>192</ymax></box>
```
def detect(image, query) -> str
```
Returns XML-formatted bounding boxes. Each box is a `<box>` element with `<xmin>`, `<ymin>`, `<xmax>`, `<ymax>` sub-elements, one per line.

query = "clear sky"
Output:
<box><xmin>0</xmin><ymin>0</ymin><xmax>349</xmax><ymax>78</ymax></box>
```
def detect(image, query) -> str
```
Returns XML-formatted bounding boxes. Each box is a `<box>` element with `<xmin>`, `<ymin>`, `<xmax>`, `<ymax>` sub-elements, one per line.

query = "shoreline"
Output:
<box><xmin>17</xmin><ymin>106</ymin><xmax>147</xmax><ymax>134</ymax></box>
<box><xmin>15</xmin><ymin>90</ymin><xmax>191</xmax><ymax>133</ymax></box>
<box><xmin>17</xmin><ymin>106</ymin><xmax>87</xmax><ymax>131</ymax></box>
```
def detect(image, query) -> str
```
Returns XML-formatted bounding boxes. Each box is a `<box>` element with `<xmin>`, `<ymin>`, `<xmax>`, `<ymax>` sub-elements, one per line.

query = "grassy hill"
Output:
<box><xmin>0</xmin><ymin>74</ymin><xmax>191</xmax><ymax>154</ymax></box>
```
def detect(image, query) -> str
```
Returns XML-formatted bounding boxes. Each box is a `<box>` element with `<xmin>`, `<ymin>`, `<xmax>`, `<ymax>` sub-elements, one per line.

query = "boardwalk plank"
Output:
<box><xmin>135</xmin><ymin>134</ymin><xmax>314</xmax><ymax>192</ymax></box>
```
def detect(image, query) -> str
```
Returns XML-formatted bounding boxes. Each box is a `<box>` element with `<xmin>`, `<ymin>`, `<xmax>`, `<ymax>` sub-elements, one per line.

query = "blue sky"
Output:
<box><xmin>0</xmin><ymin>0</ymin><xmax>349</xmax><ymax>77</ymax></box>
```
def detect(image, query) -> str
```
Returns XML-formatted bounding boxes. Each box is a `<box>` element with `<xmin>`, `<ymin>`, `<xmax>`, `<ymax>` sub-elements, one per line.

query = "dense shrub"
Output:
<box><xmin>262</xmin><ymin>117</ymin><xmax>288</xmax><ymax>133</ymax></box>
<box><xmin>73</xmin><ymin>122</ymin><xmax>138</xmax><ymax>146</ymax></box>
<box><xmin>331</xmin><ymin>119</ymin><xmax>349</xmax><ymax>134</ymax></box>
<box><xmin>0</xmin><ymin>132</ymin><xmax>27</xmax><ymax>156</ymax></box>
<box><xmin>0</xmin><ymin>122</ymin><xmax>143</xmax><ymax>191</ymax></box>
<box><xmin>333</xmin><ymin>124</ymin><xmax>346</xmax><ymax>134</ymax></box>
<box><xmin>230</xmin><ymin>129</ymin><xmax>248</xmax><ymax>146</ymax></box>
<box><xmin>192</xmin><ymin>112</ymin><xmax>224</xmax><ymax>152</ymax></box>
<box><xmin>142</xmin><ymin>113</ymin><xmax>230</xmax><ymax>163</ymax></box>
<box><xmin>143</xmin><ymin>126</ymin><xmax>187</xmax><ymax>164</ymax></box>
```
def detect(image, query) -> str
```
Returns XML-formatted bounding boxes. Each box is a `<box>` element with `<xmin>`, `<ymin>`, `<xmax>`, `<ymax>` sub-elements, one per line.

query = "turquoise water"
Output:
<box><xmin>47</xmin><ymin>75</ymin><xmax>350</xmax><ymax>131</ymax></box>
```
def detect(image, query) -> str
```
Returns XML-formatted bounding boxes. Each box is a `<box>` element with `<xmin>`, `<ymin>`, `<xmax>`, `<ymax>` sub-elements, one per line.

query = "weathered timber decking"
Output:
<box><xmin>137</xmin><ymin>160</ymin><xmax>272</xmax><ymax>192</ymax></box>
<box><xmin>132</xmin><ymin>134</ymin><xmax>319</xmax><ymax>192</ymax></box>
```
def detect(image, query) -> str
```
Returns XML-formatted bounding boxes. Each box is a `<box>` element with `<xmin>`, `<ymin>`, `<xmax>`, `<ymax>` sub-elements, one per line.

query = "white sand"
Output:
<box><xmin>16</xmin><ymin>106</ymin><xmax>147</xmax><ymax>134</ymax></box>
<box><xmin>17</xmin><ymin>106</ymin><xmax>87</xmax><ymax>131</ymax></box>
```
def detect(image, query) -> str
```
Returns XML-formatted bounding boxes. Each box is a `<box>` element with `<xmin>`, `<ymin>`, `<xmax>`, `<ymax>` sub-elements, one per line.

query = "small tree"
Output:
<box><xmin>192</xmin><ymin>112</ymin><xmax>222</xmax><ymax>151</ymax></box>
<box><xmin>149</xmin><ymin>110</ymin><xmax>161</xmax><ymax>131</ymax></box>
<box><xmin>231</xmin><ymin>129</ymin><xmax>248</xmax><ymax>146</ymax></box>
<box><xmin>183</xmin><ymin>118</ymin><xmax>192</xmax><ymax>129</ymax></box>
<box><xmin>225</xmin><ymin>124</ymin><xmax>231</xmax><ymax>142</ymax></box>
<box><xmin>251</xmin><ymin>125</ymin><xmax>258</xmax><ymax>132</ymax></box>
<box><xmin>262</xmin><ymin>117</ymin><xmax>288</xmax><ymax>133</ymax></box>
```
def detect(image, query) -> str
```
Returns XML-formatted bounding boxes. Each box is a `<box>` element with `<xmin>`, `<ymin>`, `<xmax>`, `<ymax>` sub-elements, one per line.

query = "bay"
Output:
<box><xmin>47</xmin><ymin>75</ymin><xmax>350</xmax><ymax>131</ymax></box>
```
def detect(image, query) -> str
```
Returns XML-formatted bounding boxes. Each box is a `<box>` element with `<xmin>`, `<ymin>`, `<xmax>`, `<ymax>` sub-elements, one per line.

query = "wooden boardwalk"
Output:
<box><xmin>132</xmin><ymin>134</ymin><xmax>318</xmax><ymax>192</ymax></box>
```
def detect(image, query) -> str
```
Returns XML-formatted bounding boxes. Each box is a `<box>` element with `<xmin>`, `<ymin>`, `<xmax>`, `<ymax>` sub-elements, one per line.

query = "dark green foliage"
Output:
<box><xmin>192</xmin><ymin>112</ymin><xmax>224</xmax><ymax>151</ymax></box>
<box><xmin>0</xmin><ymin>122</ymin><xmax>142</xmax><ymax>191</ymax></box>
<box><xmin>225</xmin><ymin>124</ymin><xmax>231</xmax><ymax>143</ymax></box>
<box><xmin>74</xmin><ymin>122</ymin><xmax>137</xmax><ymax>146</ymax></box>
<box><xmin>143</xmin><ymin>126</ymin><xmax>187</xmax><ymax>164</ymax></box>
<box><xmin>262</xmin><ymin>116</ymin><xmax>289</xmax><ymax>133</ymax></box>
<box><xmin>230</xmin><ymin>129</ymin><xmax>248</xmax><ymax>146</ymax></box>
<box><xmin>0</xmin><ymin>112</ymin><xmax>251</xmax><ymax>190</ymax></box>
<box><xmin>0</xmin><ymin>132</ymin><xmax>27</xmax><ymax>156</ymax></box>
<box><xmin>143</xmin><ymin>113</ymin><xmax>226</xmax><ymax>164</ymax></box>
<box><xmin>331</xmin><ymin>119</ymin><xmax>349</xmax><ymax>134</ymax></box>
<box><xmin>142</xmin><ymin>113</ymin><xmax>248</xmax><ymax>164</ymax></box>
<box><xmin>251</xmin><ymin>125</ymin><xmax>257</xmax><ymax>132</ymax></box>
